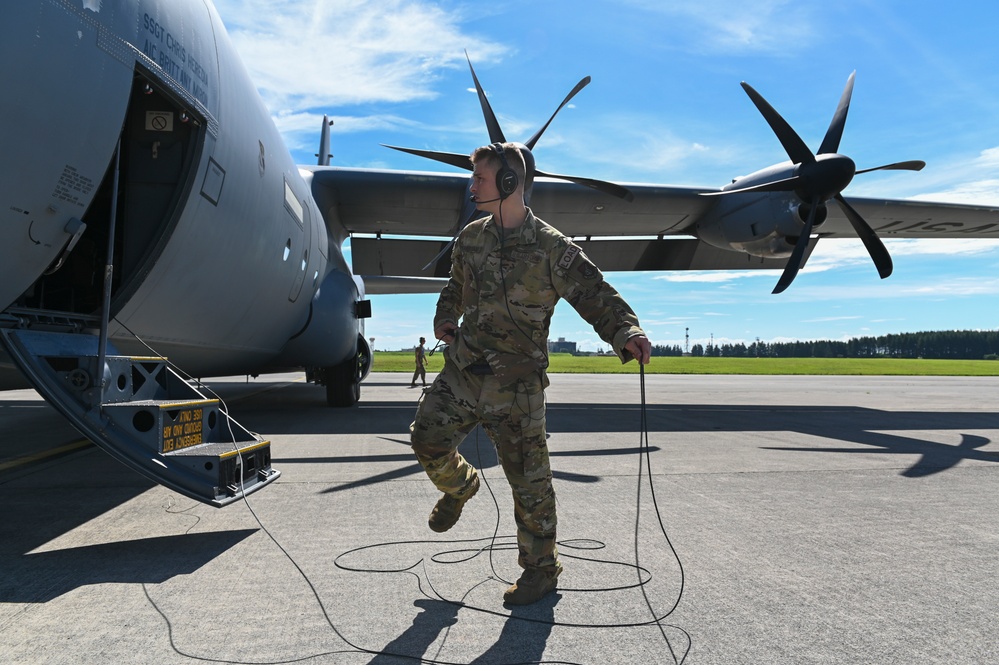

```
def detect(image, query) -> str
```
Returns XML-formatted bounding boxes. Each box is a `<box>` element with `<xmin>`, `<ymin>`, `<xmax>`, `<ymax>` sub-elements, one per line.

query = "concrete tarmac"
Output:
<box><xmin>1</xmin><ymin>372</ymin><xmax>998</xmax><ymax>664</ymax></box>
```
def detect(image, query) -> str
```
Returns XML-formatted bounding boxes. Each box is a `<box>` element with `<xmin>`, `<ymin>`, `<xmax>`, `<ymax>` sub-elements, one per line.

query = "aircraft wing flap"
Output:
<box><xmin>352</xmin><ymin>236</ymin><xmax>802</xmax><ymax>283</ymax></box>
<box><xmin>351</xmin><ymin>237</ymin><xmax>455</xmax><ymax>278</ymax></box>
<box><xmin>574</xmin><ymin>238</ymin><xmax>807</xmax><ymax>272</ymax></box>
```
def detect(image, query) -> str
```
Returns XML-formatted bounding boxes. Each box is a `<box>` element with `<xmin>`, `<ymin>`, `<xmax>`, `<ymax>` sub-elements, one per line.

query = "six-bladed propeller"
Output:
<box><xmin>706</xmin><ymin>72</ymin><xmax>925</xmax><ymax>293</ymax></box>
<box><xmin>386</xmin><ymin>54</ymin><xmax>634</xmax><ymax>204</ymax></box>
<box><xmin>384</xmin><ymin>54</ymin><xmax>633</xmax><ymax>272</ymax></box>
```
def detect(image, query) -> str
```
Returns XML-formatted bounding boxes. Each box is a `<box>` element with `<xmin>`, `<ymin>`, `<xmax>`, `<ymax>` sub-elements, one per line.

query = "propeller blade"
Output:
<box><xmin>701</xmin><ymin>175</ymin><xmax>801</xmax><ymax>196</ymax></box>
<box><xmin>856</xmin><ymin>160</ymin><xmax>926</xmax><ymax>174</ymax></box>
<box><xmin>525</xmin><ymin>76</ymin><xmax>591</xmax><ymax>150</ymax></box>
<box><xmin>466</xmin><ymin>52</ymin><xmax>506</xmax><ymax>144</ymax></box>
<box><xmin>422</xmin><ymin>185</ymin><xmax>484</xmax><ymax>272</ymax></box>
<box><xmin>817</xmin><ymin>71</ymin><xmax>856</xmax><ymax>155</ymax></box>
<box><xmin>422</xmin><ymin>237</ymin><xmax>456</xmax><ymax>273</ymax></box>
<box><xmin>741</xmin><ymin>81</ymin><xmax>815</xmax><ymax>165</ymax></box>
<box><xmin>772</xmin><ymin>196</ymin><xmax>820</xmax><ymax>294</ymax></box>
<box><xmin>833</xmin><ymin>194</ymin><xmax>893</xmax><ymax>279</ymax></box>
<box><xmin>535</xmin><ymin>168</ymin><xmax>634</xmax><ymax>202</ymax></box>
<box><xmin>389</xmin><ymin>57</ymin><xmax>627</xmax><ymax>207</ymax></box>
<box><xmin>382</xmin><ymin>145</ymin><xmax>472</xmax><ymax>171</ymax></box>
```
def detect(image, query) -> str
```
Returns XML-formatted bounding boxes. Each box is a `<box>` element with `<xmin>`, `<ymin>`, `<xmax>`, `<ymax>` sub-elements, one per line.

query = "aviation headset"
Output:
<box><xmin>489</xmin><ymin>142</ymin><xmax>519</xmax><ymax>199</ymax></box>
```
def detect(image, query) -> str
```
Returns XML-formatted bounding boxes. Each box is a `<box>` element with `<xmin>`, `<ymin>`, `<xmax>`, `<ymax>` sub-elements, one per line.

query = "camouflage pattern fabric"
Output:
<box><xmin>434</xmin><ymin>210</ymin><xmax>645</xmax><ymax>386</ymax></box>
<box><xmin>411</xmin><ymin>357</ymin><xmax>559</xmax><ymax>569</ymax></box>
<box><xmin>412</xmin><ymin>209</ymin><xmax>646</xmax><ymax>572</ymax></box>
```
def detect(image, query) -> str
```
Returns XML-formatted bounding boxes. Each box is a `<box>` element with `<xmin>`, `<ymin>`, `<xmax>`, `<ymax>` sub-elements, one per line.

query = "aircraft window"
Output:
<box><xmin>313</xmin><ymin>270</ymin><xmax>319</xmax><ymax>288</ymax></box>
<box><xmin>283</xmin><ymin>239</ymin><xmax>291</xmax><ymax>261</ymax></box>
<box><xmin>284</xmin><ymin>179</ymin><xmax>303</xmax><ymax>225</ymax></box>
<box><xmin>301</xmin><ymin>249</ymin><xmax>309</xmax><ymax>271</ymax></box>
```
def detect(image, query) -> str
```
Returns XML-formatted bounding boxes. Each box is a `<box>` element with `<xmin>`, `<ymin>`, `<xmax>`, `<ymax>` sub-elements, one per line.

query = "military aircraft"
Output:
<box><xmin>2</xmin><ymin>0</ymin><xmax>997</xmax><ymax>508</ymax></box>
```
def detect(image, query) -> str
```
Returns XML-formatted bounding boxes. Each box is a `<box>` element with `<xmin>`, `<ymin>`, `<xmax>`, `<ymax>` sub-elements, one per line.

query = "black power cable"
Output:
<box><xmin>120</xmin><ymin>299</ymin><xmax>689</xmax><ymax>663</ymax></box>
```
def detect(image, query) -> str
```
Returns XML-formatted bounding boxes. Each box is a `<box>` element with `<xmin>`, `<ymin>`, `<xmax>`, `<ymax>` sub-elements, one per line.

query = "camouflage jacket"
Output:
<box><xmin>435</xmin><ymin>209</ymin><xmax>645</xmax><ymax>385</ymax></box>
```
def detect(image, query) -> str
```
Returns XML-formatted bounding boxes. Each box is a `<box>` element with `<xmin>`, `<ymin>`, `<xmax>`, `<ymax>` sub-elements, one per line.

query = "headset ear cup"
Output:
<box><xmin>490</xmin><ymin>142</ymin><xmax>518</xmax><ymax>198</ymax></box>
<box><xmin>498</xmin><ymin>169</ymin><xmax>518</xmax><ymax>196</ymax></box>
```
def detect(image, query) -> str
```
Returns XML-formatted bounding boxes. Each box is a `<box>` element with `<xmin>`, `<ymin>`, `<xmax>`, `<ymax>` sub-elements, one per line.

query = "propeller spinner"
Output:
<box><xmin>706</xmin><ymin>72</ymin><xmax>925</xmax><ymax>294</ymax></box>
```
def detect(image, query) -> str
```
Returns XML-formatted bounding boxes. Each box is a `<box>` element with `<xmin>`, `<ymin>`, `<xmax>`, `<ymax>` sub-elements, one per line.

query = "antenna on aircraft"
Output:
<box><xmin>316</xmin><ymin>115</ymin><xmax>333</xmax><ymax>166</ymax></box>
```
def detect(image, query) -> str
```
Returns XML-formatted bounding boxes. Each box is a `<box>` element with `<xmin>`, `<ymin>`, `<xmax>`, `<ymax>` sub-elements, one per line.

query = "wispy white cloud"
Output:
<box><xmin>620</xmin><ymin>0</ymin><xmax>817</xmax><ymax>54</ymax></box>
<box><xmin>800</xmin><ymin>237</ymin><xmax>999</xmax><ymax>276</ymax></box>
<box><xmin>274</xmin><ymin>111</ymin><xmax>426</xmax><ymax>137</ymax></box>
<box><xmin>911</xmin><ymin>145</ymin><xmax>999</xmax><ymax>204</ymax></box>
<box><xmin>544</xmin><ymin>111</ymin><xmax>745</xmax><ymax>184</ymax></box>
<box><xmin>274</xmin><ymin>111</ymin><xmax>434</xmax><ymax>154</ymax></box>
<box><xmin>212</xmin><ymin>0</ymin><xmax>506</xmax><ymax>112</ymax></box>
<box><xmin>848</xmin><ymin>146</ymin><xmax>999</xmax><ymax>205</ymax></box>
<box><xmin>640</xmin><ymin>238</ymin><xmax>999</xmax><ymax>287</ymax></box>
<box><xmin>823</xmin><ymin>237</ymin><xmax>999</xmax><ymax>260</ymax></box>
<box><xmin>898</xmin><ymin>277</ymin><xmax>999</xmax><ymax>297</ymax></box>
<box><xmin>802</xmin><ymin>315</ymin><xmax>862</xmax><ymax>323</ymax></box>
<box><xmin>783</xmin><ymin>274</ymin><xmax>999</xmax><ymax>302</ymax></box>
<box><xmin>910</xmin><ymin>179</ymin><xmax>999</xmax><ymax>206</ymax></box>
<box><xmin>887</xmin><ymin>238</ymin><xmax>999</xmax><ymax>257</ymax></box>
<box><xmin>652</xmin><ymin>271</ymin><xmax>772</xmax><ymax>284</ymax></box>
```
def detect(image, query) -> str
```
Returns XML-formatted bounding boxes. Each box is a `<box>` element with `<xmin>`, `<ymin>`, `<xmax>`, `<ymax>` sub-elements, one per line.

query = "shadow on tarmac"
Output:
<box><xmin>0</xmin><ymin>447</ymin><xmax>258</xmax><ymax>603</ymax></box>
<box><xmin>0</xmin><ymin>530</ymin><xmax>257</xmax><ymax>603</ymax></box>
<box><xmin>363</xmin><ymin>594</ymin><xmax>558</xmax><ymax>664</ymax></box>
<box><xmin>244</xmin><ymin>388</ymin><xmax>999</xmax><ymax>482</ymax></box>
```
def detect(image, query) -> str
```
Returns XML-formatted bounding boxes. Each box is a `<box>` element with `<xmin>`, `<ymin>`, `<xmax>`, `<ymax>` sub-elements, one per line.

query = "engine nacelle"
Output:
<box><xmin>695</xmin><ymin>192</ymin><xmax>827</xmax><ymax>260</ymax></box>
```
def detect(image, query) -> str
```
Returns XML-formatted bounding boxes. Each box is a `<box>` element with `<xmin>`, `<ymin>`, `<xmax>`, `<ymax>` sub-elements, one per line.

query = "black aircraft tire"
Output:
<box><xmin>325</xmin><ymin>355</ymin><xmax>361</xmax><ymax>408</ymax></box>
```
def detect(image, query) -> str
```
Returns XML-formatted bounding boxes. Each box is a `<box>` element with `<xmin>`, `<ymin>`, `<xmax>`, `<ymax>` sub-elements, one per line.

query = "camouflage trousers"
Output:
<box><xmin>410</xmin><ymin>356</ymin><xmax>559</xmax><ymax>572</ymax></box>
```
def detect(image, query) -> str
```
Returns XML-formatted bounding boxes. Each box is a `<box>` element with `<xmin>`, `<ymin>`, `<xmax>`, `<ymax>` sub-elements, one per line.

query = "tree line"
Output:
<box><xmin>650</xmin><ymin>329</ymin><xmax>999</xmax><ymax>360</ymax></box>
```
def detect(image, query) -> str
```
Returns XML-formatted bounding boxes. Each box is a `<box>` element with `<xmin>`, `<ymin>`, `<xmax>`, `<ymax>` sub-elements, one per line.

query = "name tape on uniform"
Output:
<box><xmin>557</xmin><ymin>245</ymin><xmax>580</xmax><ymax>270</ymax></box>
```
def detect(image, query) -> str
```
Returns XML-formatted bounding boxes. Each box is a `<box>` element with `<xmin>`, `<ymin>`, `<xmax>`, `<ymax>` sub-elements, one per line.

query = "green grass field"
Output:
<box><xmin>376</xmin><ymin>351</ymin><xmax>999</xmax><ymax>376</ymax></box>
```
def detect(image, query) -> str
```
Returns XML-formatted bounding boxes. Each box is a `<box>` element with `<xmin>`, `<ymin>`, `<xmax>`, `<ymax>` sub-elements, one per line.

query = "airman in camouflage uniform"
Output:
<box><xmin>410</xmin><ymin>142</ymin><xmax>651</xmax><ymax>605</ymax></box>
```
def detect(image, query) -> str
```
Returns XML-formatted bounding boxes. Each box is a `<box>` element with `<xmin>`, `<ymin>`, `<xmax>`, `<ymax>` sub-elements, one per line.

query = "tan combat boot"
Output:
<box><xmin>428</xmin><ymin>473</ymin><xmax>479</xmax><ymax>533</ymax></box>
<box><xmin>503</xmin><ymin>565</ymin><xmax>561</xmax><ymax>605</ymax></box>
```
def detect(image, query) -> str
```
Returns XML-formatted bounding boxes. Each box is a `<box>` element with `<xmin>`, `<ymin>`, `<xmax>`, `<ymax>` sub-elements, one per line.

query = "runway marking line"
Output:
<box><xmin>0</xmin><ymin>439</ymin><xmax>92</xmax><ymax>472</ymax></box>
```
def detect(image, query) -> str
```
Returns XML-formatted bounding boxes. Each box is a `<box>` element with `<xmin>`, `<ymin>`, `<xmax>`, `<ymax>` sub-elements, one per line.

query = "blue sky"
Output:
<box><xmin>213</xmin><ymin>0</ymin><xmax>999</xmax><ymax>352</ymax></box>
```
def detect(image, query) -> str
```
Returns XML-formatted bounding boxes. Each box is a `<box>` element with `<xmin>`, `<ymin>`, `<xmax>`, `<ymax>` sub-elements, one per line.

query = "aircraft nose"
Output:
<box><xmin>0</xmin><ymin>5</ymin><xmax>132</xmax><ymax>310</ymax></box>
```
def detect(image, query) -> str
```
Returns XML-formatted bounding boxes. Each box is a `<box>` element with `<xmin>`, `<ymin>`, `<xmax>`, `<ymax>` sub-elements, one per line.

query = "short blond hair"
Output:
<box><xmin>470</xmin><ymin>142</ymin><xmax>526</xmax><ymax>189</ymax></box>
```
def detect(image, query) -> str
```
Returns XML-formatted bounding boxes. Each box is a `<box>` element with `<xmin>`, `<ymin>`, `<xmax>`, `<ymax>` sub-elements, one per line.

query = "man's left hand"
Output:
<box><xmin>625</xmin><ymin>335</ymin><xmax>652</xmax><ymax>365</ymax></box>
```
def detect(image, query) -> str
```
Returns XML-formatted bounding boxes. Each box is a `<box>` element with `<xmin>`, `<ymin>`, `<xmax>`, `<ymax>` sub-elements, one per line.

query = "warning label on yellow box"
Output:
<box><xmin>162</xmin><ymin>407</ymin><xmax>204</xmax><ymax>452</ymax></box>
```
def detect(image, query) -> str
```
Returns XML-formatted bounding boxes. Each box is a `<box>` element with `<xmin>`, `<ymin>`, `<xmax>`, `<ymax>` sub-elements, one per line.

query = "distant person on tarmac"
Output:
<box><xmin>411</xmin><ymin>337</ymin><xmax>427</xmax><ymax>388</ymax></box>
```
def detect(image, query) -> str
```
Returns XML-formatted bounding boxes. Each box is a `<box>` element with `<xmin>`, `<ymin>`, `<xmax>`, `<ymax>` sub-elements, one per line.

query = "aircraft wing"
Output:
<box><xmin>309</xmin><ymin>166</ymin><xmax>717</xmax><ymax>237</ymax></box>
<box><xmin>309</xmin><ymin>166</ymin><xmax>999</xmax><ymax>286</ymax></box>
<box><xmin>820</xmin><ymin>197</ymin><xmax>999</xmax><ymax>238</ymax></box>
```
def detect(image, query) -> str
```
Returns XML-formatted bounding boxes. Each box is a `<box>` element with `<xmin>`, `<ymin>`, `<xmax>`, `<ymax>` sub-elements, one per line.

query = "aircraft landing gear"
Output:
<box><xmin>321</xmin><ymin>347</ymin><xmax>367</xmax><ymax>407</ymax></box>
<box><xmin>306</xmin><ymin>335</ymin><xmax>371</xmax><ymax>408</ymax></box>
